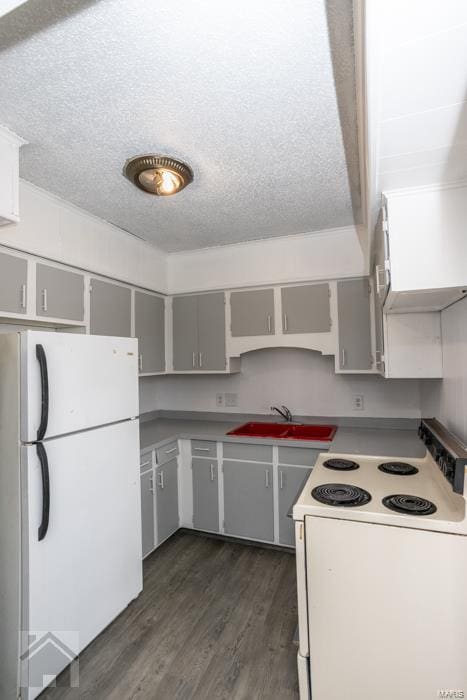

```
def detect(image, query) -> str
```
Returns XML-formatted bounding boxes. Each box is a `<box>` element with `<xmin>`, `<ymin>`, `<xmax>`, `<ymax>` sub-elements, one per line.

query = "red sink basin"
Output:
<box><xmin>226</xmin><ymin>422</ymin><xmax>337</xmax><ymax>441</ymax></box>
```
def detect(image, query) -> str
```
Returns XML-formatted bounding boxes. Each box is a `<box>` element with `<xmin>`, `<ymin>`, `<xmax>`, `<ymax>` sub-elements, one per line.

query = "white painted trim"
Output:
<box><xmin>383</xmin><ymin>179</ymin><xmax>467</xmax><ymax>198</ymax></box>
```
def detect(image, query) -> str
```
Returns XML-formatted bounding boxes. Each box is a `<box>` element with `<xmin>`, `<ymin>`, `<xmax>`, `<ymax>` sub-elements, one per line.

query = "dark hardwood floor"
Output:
<box><xmin>41</xmin><ymin>531</ymin><xmax>299</xmax><ymax>699</ymax></box>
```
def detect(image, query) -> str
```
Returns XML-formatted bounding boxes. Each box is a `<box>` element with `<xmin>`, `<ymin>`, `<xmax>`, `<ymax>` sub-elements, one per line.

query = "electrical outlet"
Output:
<box><xmin>225</xmin><ymin>392</ymin><xmax>238</xmax><ymax>407</ymax></box>
<box><xmin>216</xmin><ymin>393</ymin><xmax>224</xmax><ymax>407</ymax></box>
<box><xmin>352</xmin><ymin>394</ymin><xmax>364</xmax><ymax>410</ymax></box>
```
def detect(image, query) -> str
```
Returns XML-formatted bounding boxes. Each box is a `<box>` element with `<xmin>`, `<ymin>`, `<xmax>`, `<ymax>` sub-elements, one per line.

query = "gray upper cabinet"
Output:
<box><xmin>197</xmin><ymin>293</ymin><xmax>226</xmax><ymax>370</ymax></box>
<box><xmin>36</xmin><ymin>263</ymin><xmax>84</xmax><ymax>322</ymax></box>
<box><xmin>90</xmin><ymin>278</ymin><xmax>131</xmax><ymax>337</ymax></box>
<box><xmin>135</xmin><ymin>291</ymin><xmax>165</xmax><ymax>373</ymax></box>
<box><xmin>281</xmin><ymin>283</ymin><xmax>331</xmax><ymax>334</ymax></box>
<box><xmin>140</xmin><ymin>469</ymin><xmax>155</xmax><ymax>558</ymax></box>
<box><xmin>155</xmin><ymin>458</ymin><xmax>179</xmax><ymax>544</ymax></box>
<box><xmin>172</xmin><ymin>295</ymin><xmax>198</xmax><ymax>370</ymax></box>
<box><xmin>0</xmin><ymin>251</ymin><xmax>27</xmax><ymax>314</ymax></box>
<box><xmin>192</xmin><ymin>458</ymin><xmax>219</xmax><ymax>532</ymax></box>
<box><xmin>172</xmin><ymin>293</ymin><xmax>225</xmax><ymax>371</ymax></box>
<box><xmin>223</xmin><ymin>460</ymin><xmax>274</xmax><ymax>542</ymax></box>
<box><xmin>230</xmin><ymin>288</ymin><xmax>275</xmax><ymax>337</ymax></box>
<box><xmin>278</xmin><ymin>465</ymin><xmax>311</xmax><ymax>546</ymax></box>
<box><xmin>337</xmin><ymin>278</ymin><xmax>372</xmax><ymax>371</ymax></box>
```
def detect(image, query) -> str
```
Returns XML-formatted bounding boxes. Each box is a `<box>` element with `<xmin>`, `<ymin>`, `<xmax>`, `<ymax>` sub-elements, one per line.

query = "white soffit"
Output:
<box><xmin>0</xmin><ymin>0</ymin><xmax>360</xmax><ymax>252</ymax></box>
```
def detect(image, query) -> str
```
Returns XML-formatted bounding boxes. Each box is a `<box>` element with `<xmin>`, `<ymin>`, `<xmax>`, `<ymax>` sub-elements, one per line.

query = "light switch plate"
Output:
<box><xmin>216</xmin><ymin>393</ymin><xmax>224</xmax><ymax>407</ymax></box>
<box><xmin>352</xmin><ymin>394</ymin><xmax>364</xmax><ymax>410</ymax></box>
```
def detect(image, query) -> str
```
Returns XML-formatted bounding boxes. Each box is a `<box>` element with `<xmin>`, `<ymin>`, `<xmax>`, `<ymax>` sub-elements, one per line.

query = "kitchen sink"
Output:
<box><xmin>226</xmin><ymin>422</ymin><xmax>337</xmax><ymax>441</ymax></box>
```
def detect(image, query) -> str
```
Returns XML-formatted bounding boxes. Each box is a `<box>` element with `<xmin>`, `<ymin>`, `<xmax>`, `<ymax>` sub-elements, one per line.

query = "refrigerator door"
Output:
<box><xmin>21</xmin><ymin>420</ymin><xmax>142</xmax><ymax>699</ymax></box>
<box><xmin>21</xmin><ymin>331</ymin><xmax>139</xmax><ymax>443</ymax></box>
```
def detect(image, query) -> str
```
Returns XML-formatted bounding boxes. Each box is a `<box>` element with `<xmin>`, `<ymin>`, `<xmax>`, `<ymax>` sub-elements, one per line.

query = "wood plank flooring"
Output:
<box><xmin>41</xmin><ymin>531</ymin><xmax>299</xmax><ymax>700</ymax></box>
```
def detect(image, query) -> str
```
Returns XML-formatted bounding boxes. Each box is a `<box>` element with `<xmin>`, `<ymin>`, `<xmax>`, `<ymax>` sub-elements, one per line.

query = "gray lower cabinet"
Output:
<box><xmin>278</xmin><ymin>465</ymin><xmax>311</xmax><ymax>546</ymax></box>
<box><xmin>230</xmin><ymin>288</ymin><xmax>275</xmax><ymax>337</ymax></box>
<box><xmin>223</xmin><ymin>460</ymin><xmax>274</xmax><ymax>542</ymax></box>
<box><xmin>155</xmin><ymin>458</ymin><xmax>179</xmax><ymax>544</ymax></box>
<box><xmin>134</xmin><ymin>291</ymin><xmax>165</xmax><ymax>373</ymax></box>
<box><xmin>36</xmin><ymin>263</ymin><xmax>84</xmax><ymax>321</ymax></box>
<box><xmin>281</xmin><ymin>283</ymin><xmax>331</xmax><ymax>334</ymax></box>
<box><xmin>90</xmin><ymin>278</ymin><xmax>131</xmax><ymax>337</ymax></box>
<box><xmin>192</xmin><ymin>458</ymin><xmax>219</xmax><ymax>532</ymax></box>
<box><xmin>337</xmin><ymin>278</ymin><xmax>372</xmax><ymax>371</ymax></box>
<box><xmin>140</xmin><ymin>470</ymin><xmax>155</xmax><ymax>558</ymax></box>
<box><xmin>0</xmin><ymin>252</ymin><xmax>28</xmax><ymax>315</ymax></box>
<box><xmin>173</xmin><ymin>292</ymin><xmax>225</xmax><ymax>371</ymax></box>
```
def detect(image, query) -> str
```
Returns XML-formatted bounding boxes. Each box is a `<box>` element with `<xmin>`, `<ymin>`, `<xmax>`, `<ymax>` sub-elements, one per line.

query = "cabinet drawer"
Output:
<box><xmin>140</xmin><ymin>449</ymin><xmax>153</xmax><ymax>472</ymax></box>
<box><xmin>223</xmin><ymin>442</ymin><xmax>273</xmax><ymax>463</ymax></box>
<box><xmin>191</xmin><ymin>440</ymin><xmax>217</xmax><ymax>458</ymax></box>
<box><xmin>277</xmin><ymin>446</ymin><xmax>321</xmax><ymax>466</ymax></box>
<box><xmin>156</xmin><ymin>441</ymin><xmax>179</xmax><ymax>465</ymax></box>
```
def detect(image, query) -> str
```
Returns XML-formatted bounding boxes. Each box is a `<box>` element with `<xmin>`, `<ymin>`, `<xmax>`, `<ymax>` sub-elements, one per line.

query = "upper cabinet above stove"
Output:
<box><xmin>381</xmin><ymin>185</ymin><xmax>467</xmax><ymax>313</ymax></box>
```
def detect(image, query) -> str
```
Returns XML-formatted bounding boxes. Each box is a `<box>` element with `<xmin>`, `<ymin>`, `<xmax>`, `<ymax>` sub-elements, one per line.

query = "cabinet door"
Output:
<box><xmin>278</xmin><ymin>466</ymin><xmax>311</xmax><ymax>546</ymax></box>
<box><xmin>134</xmin><ymin>291</ymin><xmax>165</xmax><ymax>373</ymax></box>
<box><xmin>337</xmin><ymin>278</ymin><xmax>372</xmax><ymax>371</ymax></box>
<box><xmin>140</xmin><ymin>470</ymin><xmax>155</xmax><ymax>558</ymax></box>
<box><xmin>155</xmin><ymin>458</ymin><xmax>179</xmax><ymax>544</ymax></box>
<box><xmin>90</xmin><ymin>278</ymin><xmax>131</xmax><ymax>337</ymax></box>
<box><xmin>0</xmin><ymin>251</ymin><xmax>27</xmax><ymax>314</ymax></box>
<box><xmin>373</xmin><ymin>275</ymin><xmax>385</xmax><ymax>376</ymax></box>
<box><xmin>36</xmin><ymin>263</ymin><xmax>84</xmax><ymax>321</ymax></box>
<box><xmin>230</xmin><ymin>289</ymin><xmax>275</xmax><ymax>337</ymax></box>
<box><xmin>281</xmin><ymin>283</ymin><xmax>330</xmax><ymax>334</ymax></box>
<box><xmin>223</xmin><ymin>460</ymin><xmax>274</xmax><ymax>541</ymax></box>
<box><xmin>192</xmin><ymin>459</ymin><xmax>219</xmax><ymax>532</ymax></box>
<box><xmin>197</xmin><ymin>292</ymin><xmax>226</xmax><ymax>370</ymax></box>
<box><xmin>172</xmin><ymin>295</ymin><xmax>198</xmax><ymax>370</ymax></box>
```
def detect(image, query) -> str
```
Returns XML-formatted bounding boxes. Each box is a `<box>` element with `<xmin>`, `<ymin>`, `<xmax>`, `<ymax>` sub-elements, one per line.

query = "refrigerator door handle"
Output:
<box><xmin>36</xmin><ymin>442</ymin><xmax>50</xmax><ymax>541</ymax></box>
<box><xmin>35</xmin><ymin>343</ymin><xmax>49</xmax><ymax>441</ymax></box>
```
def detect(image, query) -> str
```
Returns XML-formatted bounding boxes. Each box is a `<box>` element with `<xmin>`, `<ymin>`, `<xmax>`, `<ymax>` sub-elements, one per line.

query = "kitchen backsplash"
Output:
<box><xmin>140</xmin><ymin>347</ymin><xmax>422</xmax><ymax>418</ymax></box>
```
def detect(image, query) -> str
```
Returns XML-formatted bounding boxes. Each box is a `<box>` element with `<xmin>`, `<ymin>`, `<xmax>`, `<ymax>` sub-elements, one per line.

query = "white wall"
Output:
<box><xmin>140</xmin><ymin>347</ymin><xmax>421</xmax><ymax>418</ymax></box>
<box><xmin>167</xmin><ymin>226</ymin><xmax>365</xmax><ymax>293</ymax></box>
<box><xmin>0</xmin><ymin>180</ymin><xmax>168</xmax><ymax>292</ymax></box>
<box><xmin>421</xmin><ymin>296</ymin><xmax>467</xmax><ymax>445</ymax></box>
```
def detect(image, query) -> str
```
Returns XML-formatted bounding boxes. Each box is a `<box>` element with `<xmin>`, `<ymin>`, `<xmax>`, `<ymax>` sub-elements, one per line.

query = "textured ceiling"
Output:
<box><xmin>0</xmin><ymin>0</ymin><xmax>360</xmax><ymax>252</ymax></box>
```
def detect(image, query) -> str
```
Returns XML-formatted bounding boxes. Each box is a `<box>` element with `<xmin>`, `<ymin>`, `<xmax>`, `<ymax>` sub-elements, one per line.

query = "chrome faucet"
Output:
<box><xmin>271</xmin><ymin>405</ymin><xmax>293</xmax><ymax>422</ymax></box>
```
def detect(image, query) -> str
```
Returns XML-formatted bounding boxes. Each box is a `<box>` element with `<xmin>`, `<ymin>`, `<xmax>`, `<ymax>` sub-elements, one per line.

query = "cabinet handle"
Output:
<box><xmin>158</xmin><ymin>470</ymin><xmax>164</xmax><ymax>489</ymax></box>
<box><xmin>140</xmin><ymin>460</ymin><xmax>150</xmax><ymax>468</ymax></box>
<box><xmin>375</xmin><ymin>265</ymin><xmax>385</xmax><ymax>295</ymax></box>
<box><xmin>210</xmin><ymin>463</ymin><xmax>215</xmax><ymax>482</ymax></box>
<box><xmin>149</xmin><ymin>475</ymin><xmax>155</xmax><ymax>495</ymax></box>
<box><xmin>20</xmin><ymin>284</ymin><xmax>27</xmax><ymax>309</ymax></box>
<box><xmin>267</xmin><ymin>314</ymin><xmax>272</xmax><ymax>333</ymax></box>
<box><xmin>341</xmin><ymin>348</ymin><xmax>346</xmax><ymax>367</ymax></box>
<box><xmin>283</xmin><ymin>314</ymin><xmax>288</xmax><ymax>332</ymax></box>
<box><xmin>194</xmin><ymin>447</ymin><xmax>210</xmax><ymax>452</ymax></box>
<box><xmin>265</xmin><ymin>469</ymin><xmax>270</xmax><ymax>488</ymax></box>
<box><xmin>279</xmin><ymin>470</ymin><xmax>284</xmax><ymax>490</ymax></box>
<box><xmin>165</xmin><ymin>447</ymin><xmax>177</xmax><ymax>454</ymax></box>
<box><xmin>199</xmin><ymin>352</ymin><xmax>203</xmax><ymax>368</ymax></box>
<box><xmin>42</xmin><ymin>288</ymin><xmax>48</xmax><ymax>312</ymax></box>
<box><xmin>192</xmin><ymin>351</ymin><xmax>196</xmax><ymax>368</ymax></box>
<box><xmin>139</xmin><ymin>354</ymin><xmax>143</xmax><ymax>371</ymax></box>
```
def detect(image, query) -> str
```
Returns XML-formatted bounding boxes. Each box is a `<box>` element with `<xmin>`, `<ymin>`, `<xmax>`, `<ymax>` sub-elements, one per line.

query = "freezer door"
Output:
<box><xmin>21</xmin><ymin>331</ymin><xmax>139</xmax><ymax>442</ymax></box>
<box><xmin>21</xmin><ymin>420</ymin><xmax>142</xmax><ymax>699</ymax></box>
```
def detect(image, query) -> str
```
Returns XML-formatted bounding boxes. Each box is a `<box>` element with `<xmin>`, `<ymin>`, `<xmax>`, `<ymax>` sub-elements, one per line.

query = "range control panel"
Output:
<box><xmin>419</xmin><ymin>419</ymin><xmax>467</xmax><ymax>494</ymax></box>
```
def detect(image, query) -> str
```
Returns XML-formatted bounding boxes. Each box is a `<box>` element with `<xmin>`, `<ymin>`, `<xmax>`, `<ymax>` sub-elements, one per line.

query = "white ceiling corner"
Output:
<box><xmin>0</xmin><ymin>0</ymin><xmax>360</xmax><ymax>252</ymax></box>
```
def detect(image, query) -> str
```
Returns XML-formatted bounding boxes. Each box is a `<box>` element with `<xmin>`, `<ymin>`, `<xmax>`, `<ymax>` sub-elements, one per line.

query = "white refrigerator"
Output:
<box><xmin>0</xmin><ymin>330</ymin><xmax>143</xmax><ymax>700</ymax></box>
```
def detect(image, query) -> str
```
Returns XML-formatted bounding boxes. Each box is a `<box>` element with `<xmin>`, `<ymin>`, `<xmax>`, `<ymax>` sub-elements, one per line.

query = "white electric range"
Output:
<box><xmin>293</xmin><ymin>419</ymin><xmax>467</xmax><ymax>700</ymax></box>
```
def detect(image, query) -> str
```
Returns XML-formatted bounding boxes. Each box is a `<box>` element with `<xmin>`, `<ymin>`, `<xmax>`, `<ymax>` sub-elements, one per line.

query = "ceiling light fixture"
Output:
<box><xmin>123</xmin><ymin>155</ymin><xmax>193</xmax><ymax>196</ymax></box>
